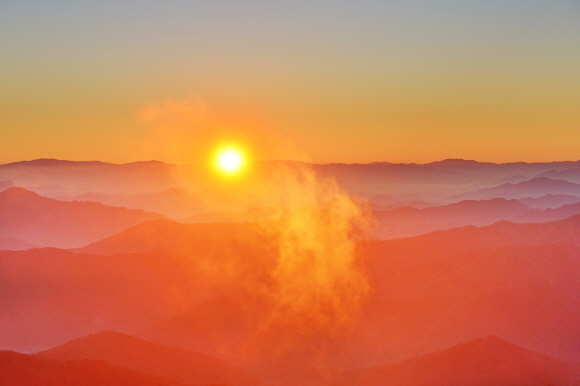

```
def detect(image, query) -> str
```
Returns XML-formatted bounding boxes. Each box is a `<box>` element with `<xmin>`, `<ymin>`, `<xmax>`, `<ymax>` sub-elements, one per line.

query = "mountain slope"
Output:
<box><xmin>179</xmin><ymin>205</ymin><xmax>286</xmax><ymax>224</ymax></box>
<box><xmin>38</xmin><ymin>331</ymin><xmax>263</xmax><ymax>386</ymax></box>
<box><xmin>75</xmin><ymin>219</ymin><xmax>265</xmax><ymax>255</ymax></box>
<box><xmin>368</xmin><ymin>194</ymin><xmax>436</xmax><ymax>209</ymax></box>
<box><xmin>0</xmin><ymin>187</ymin><xmax>166</xmax><ymax>248</ymax></box>
<box><xmin>372</xmin><ymin>198</ymin><xmax>531</xmax><ymax>239</ymax></box>
<box><xmin>448</xmin><ymin>177</ymin><xmax>580</xmax><ymax>201</ymax></box>
<box><xmin>519</xmin><ymin>194</ymin><xmax>580</xmax><ymax>209</ymax></box>
<box><xmin>348</xmin><ymin>215</ymin><xmax>580</xmax><ymax>366</ymax></box>
<box><xmin>537</xmin><ymin>168</ymin><xmax>580</xmax><ymax>183</ymax></box>
<box><xmin>0</xmin><ymin>237</ymin><xmax>39</xmax><ymax>251</ymax></box>
<box><xmin>0</xmin><ymin>350</ymin><xmax>185</xmax><ymax>386</ymax></box>
<box><xmin>332</xmin><ymin>336</ymin><xmax>580</xmax><ymax>386</ymax></box>
<box><xmin>0</xmin><ymin>247</ymin><xmax>206</xmax><ymax>350</ymax></box>
<box><xmin>5</xmin><ymin>210</ymin><xmax>580</xmax><ymax>375</ymax></box>
<box><xmin>515</xmin><ymin>202</ymin><xmax>580</xmax><ymax>223</ymax></box>
<box><xmin>139</xmin><ymin>215</ymin><xmax>580</xmax><ymax>370</ymax></box>
<box><xmin>376</xmin><ymin>213</ymin><xmax>580</xmax><ymax>255</ymax></box>
<box><xmin>62</xmin><ymin>189</ymin><xmax>213</xmax><ymax>219</ymax></box>
<box><xmin>0</xmin><ymin>158</ymin><xmax>178</xmax><ymax>195</ymax></box>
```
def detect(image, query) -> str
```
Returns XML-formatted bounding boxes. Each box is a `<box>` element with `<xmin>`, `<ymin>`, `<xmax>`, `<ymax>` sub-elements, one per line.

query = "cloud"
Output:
<box><xmin>139</xmin><ymin>95</ymin><xmax>301</xmax><ymax>165</ymax></box>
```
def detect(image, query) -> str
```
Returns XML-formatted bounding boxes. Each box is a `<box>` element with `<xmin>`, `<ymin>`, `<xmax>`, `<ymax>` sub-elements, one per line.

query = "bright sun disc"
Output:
<box><xmin>216</xmin><ymin>148</ymin><xmax>244</xmax><ymax>174</ymax></box>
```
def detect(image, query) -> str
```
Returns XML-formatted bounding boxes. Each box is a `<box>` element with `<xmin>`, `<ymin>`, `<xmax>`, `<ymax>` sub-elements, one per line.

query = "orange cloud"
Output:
<box><xmin>139</xmin><ymin>96</ymin><xmax>301</xmax><ymax>166</ymax></box>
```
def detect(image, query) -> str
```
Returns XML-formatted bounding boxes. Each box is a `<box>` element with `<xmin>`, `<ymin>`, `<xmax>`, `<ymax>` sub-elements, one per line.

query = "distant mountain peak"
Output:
<box><xmin>0</xmin><ymin>158</ymin><xmax>172</xmax><ymax>168</ymax></box>
<box><xmin>39</xmin><ymin>331</ymin><xmax>265</xmax><ymax>386</ymax></box>
<box><xmin>0</xmin><ymin>187</ymin><xmax>167</xmax><ymax>248</ymax></box>
<box><xmin>45</xmin><ymin>330</ymin><xmax>166</xmax><ymax>352</ymax></box>
<box><xmin>4</xmin><ymin>158</ymin><xmax>107</xmax><ymax>167</ymax></box>
<box><xmin>515</xmin><ymin>177</ymin><xmax>578</xmax><ymax>188</ymax></box>
<box><xmin>431</xmin><ymin>158</ymin><xmax>480</xmax><ymax>165</ymax></box>
<box><xmin>455</xmin><ymin>335</ymin><xmax>518</xmax><ymax>351</ymax></box>
<box><xmin>0</xmin><ymin>186</ymin><xmax>41</xmax><ymax>198</ymax></box>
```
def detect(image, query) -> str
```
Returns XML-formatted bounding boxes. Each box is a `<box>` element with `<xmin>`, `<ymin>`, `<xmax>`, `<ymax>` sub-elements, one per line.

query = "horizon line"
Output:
<box><xmin>2</xmin><ymin>157</ymin><xmax>580</xmax><ymax>167</ymax></box>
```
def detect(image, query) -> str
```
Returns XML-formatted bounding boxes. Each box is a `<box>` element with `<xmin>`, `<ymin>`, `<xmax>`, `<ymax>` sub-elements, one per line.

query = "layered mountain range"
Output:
<box><xmin>2</xmin><ymin>334</ymin><xmax>579</xmax><ymax>386</ymax></box>
<box><xmin>2</xmin><ymin>158</ymin><xmax>580</xmax><ymax>385</ymax></box>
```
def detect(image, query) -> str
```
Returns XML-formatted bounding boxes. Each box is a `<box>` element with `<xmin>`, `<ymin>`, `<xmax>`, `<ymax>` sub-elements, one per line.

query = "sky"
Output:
<box><xmin>1</xmin><ymin>0</ymin><xmax>579</xmax><ymax>165</ymax></box>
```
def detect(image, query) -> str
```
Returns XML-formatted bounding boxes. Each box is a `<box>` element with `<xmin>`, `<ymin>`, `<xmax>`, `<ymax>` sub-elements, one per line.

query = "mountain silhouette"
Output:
<box><xmin>0</xmin><ymin>159</ymin><xmax>178</xmax><ymax>196</ymax></box>
<box><xmin>178</xmin><ymin>205</ymin><xmax>287</xmax><ymax>224</ymax></box>
<box><xmin>61</xmin><ymin>188</ymin><xmax>236</xmax><ymax>219</ymax></box>
<box><xmin>368</xmin><ymin>213</ymin><xmax>580</xmax><ymax>259</ymax></box>
<box><xmin>0</xmin><ymin>187</ymin><xmax>166</xmax><ymax>248</ymax></box>
<box><xmin>75</xmin><ymin>219</ymin><xmax>265</xmax><ymax>255</ymax></box>
<box><xmin>0</xmin><ymin>236</ymin><xmax>39</xmax><ymax>251</ymax></box>
<box><xmin>5</xmin><ymin>207</ymin><xmax>580</xmax><ymax>375</ymax></box>
<box><xmin>0</xmin><ymin>247</ymin><xmax>207</xmax><ymax>350</ymax></box>
<box><xmin>351</xmin><ymin>216</ymin><xmax>580</xmax><ymax>365</ymax></box>
<box><xmin>0</xmin><ymin>350</ymin><xmax>185</xmax><ymax>386</ymax></box>
<box><xmin>515</xmin><ymin>201</ymin><xmax>580</xmax><ymax>223</ymax></box>
<box><xmin>331</xmin><ymin>336</ymin><xmax>580</xmax><ymax>386</ymax></box>
<box><xmin>519</xmin><ymin>194</ymin><xmax>580</xmax><ymax>209</ymax></box>
<box><xmin>137</xmin><ymin>215</ymin><xmax>580</xmax><ymax>369</ymax></box>
<box><xmin>372</xmin><ymin>198</ymin><xmax>531</xmax><ymax>239</ymax></box>
<box><xmin>5</xmin><ymin>158</ymin><xmax>580</xmax><ymax>205</ymax></box>
<box><xmin>368</xmin><ymin>194</ymin><xmax>436</xmax><ymax>208</ymax></box>
<box><xmin>537</xmin><ymin>168</ymin><xmax>580</xmax><ymax>183</ymax></box>
<box><xmin>38</xmin><ymin>331</ymin><xmax>264</xmax><ymax>386</ymax></box>
<box><xmin>426</xmin><ymin>159</ymin><xmax>580</xmax><ymax>180</ymax></box>
<box><xmin>311</xmin><ymin>162</ymin><xmax>472</xmax><ymax>185</ymax></box>
<box><xmin>448</xmin><ymin>177</ymin><xmax>580</xmax><ymax>201</ymax></box>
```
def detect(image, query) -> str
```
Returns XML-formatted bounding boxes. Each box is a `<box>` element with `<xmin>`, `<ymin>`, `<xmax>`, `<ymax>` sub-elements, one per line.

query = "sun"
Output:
<box><xmin>215</xmin><ymin>147</ymin><xmax>245</xmax><ymax>175</ymax></box>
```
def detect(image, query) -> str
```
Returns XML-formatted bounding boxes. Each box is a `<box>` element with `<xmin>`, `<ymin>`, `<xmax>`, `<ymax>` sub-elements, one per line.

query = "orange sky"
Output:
<box><xmin>1</xmin><ymin>1</ymin><xmax>579</xmax><ymax>164</ymax></box>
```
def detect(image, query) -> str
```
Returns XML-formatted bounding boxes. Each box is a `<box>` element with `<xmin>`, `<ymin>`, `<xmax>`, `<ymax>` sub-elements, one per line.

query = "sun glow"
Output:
<box><xmin>215</xmin><ymin>147</ymin><xmax>245</xmax><ymax>175</ymax></box>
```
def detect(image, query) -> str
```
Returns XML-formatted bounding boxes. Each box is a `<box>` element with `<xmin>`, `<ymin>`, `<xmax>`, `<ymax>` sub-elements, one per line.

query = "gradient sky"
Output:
<box><xmin>1</xmin><ymin>1</ymin><xmax>579</xmax><ymax>164</ymax></box>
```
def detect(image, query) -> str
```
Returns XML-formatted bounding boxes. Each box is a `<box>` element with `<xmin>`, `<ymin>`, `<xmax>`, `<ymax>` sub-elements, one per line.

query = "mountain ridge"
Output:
<box><xmin>0</xmin><ymin>187</ymin><xmax>167</xmax><ymax>248</ymax></box>
<box><xmin>0</xmin><ymin>350</ymin><xmax>186</xmax><ymax>386</ymax></box>
<box><xmin>38</xmin><ymin>331</ymin><xmax>264</xmax><ymax>386</ymax></box>
<box><xmin>331</xmin><ymin>335</ymin><xmax>580</xmax><ymax>386</ymax></box>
